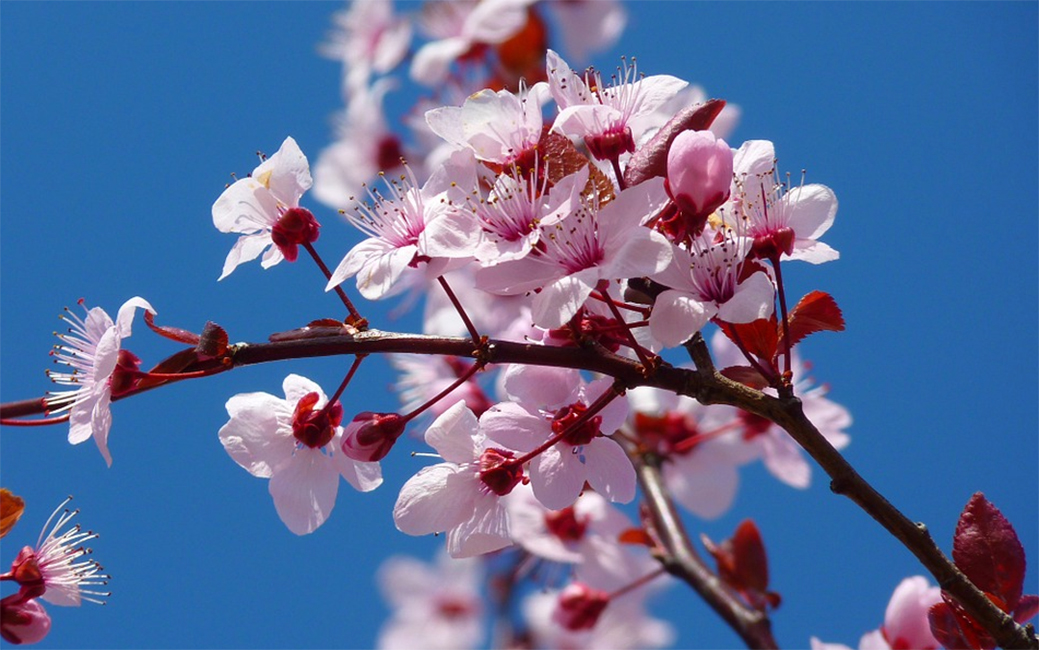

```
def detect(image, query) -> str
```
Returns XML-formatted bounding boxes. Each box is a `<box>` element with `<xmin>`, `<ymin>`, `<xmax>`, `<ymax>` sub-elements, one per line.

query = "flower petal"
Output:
<box><xmin>268</xmin><ymin>448</ymin><xmax>340</xmax><ymax>535</ymax></box>
<box><xmin>394</xmin><ymin>464</ymin><xmax>474</xmax><ymax>535</ymax></box>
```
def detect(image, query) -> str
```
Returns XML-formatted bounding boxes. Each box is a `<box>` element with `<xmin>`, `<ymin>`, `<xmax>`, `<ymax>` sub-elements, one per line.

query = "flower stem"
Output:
<box><xmin>598</xmin><ymin>284</ymin><xmax>656</xmax><ymax>374</ymax></box>
<box><xmin>321</xmin><ymin>355</ymin><xmax>365</xmax><ymax>418</ymax></box>
<box><xmin>768</xmin><ymin>252</ymin><xmax>793</xmax><ymax>394</ymax></box>
<box><xmin>510</xmin><ymin>381</ymin><xmax>623</xmax><ymax>467</ymax></box>
<box><xmin>302</xmin><ymin>241</ymin><xmax>366</xmax><ymax>328</ymax></box>
<box><xmin>437</xmin><ymin>275</ymin><xmax>482</xmax><ymax>347</ymax></box>
<box><xmin>399</xmin><ymin>359</ymin><xmax>485</xmax><ymax>425</ymax></box>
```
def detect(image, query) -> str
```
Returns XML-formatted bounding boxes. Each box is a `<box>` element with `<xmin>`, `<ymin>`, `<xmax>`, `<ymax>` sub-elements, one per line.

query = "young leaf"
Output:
<box><xmin>781</xmin><ymin>291</ymin><xmax>845</xmax><ymax>350</ymax></box>
<box><xmin>718</xmin><ymin>316</ymin><xmax>779</xmax><ymax>364</ymax></box>
<box><xmin>0</xmin><ymin>489</ymin><xmax>25</xmax><ymax>539</ymax></box>
<box><xmin>953</xmin><ymin>492</ymin><xmax>1027</xmax><ymax>614</ymax></box>
<box><xmin>720</xmin><ymin>365</ymin><xmax>770</xmax><ymax>389</ymax></box>
<box><xmin>624</xmin><ymin>99</ymin><xmax>727</xmax><ymax>187</ymax></box>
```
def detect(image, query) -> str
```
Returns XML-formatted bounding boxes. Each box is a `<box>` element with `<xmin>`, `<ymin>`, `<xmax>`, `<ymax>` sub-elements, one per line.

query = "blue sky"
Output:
<box><xmin>1</xmin><ymin>2</ymin><xmax>1036</xmax><ymax>649</ymax></box>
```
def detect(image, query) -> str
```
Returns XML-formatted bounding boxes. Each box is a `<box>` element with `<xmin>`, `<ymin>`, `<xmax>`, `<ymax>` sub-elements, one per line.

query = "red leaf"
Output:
<box><xmin>144</xmin><ymin>310</ymin><xmax>200</xmax><ymax>345</ymax></box>
<box><xmin>718</xmin><ymin>316</ymin><xmax>779</xmax><ymax>363</ymax></box>
<box><xmin>781</xmin><ymin>291</ymin><xmax>845</xmax><ymax>350</ymax></box>
<box><xmin>719</xmin><ymin>365</ymin><xmax>770</xmax><ymax>389</ymax></box>
<box><xmin>929</xmin><ymin>600</ymin><xmax>992</xmax><ymax>650</ymax></box>
<box><xmin>1014</xmin><ymin>595</ymin><xmax>1039</xmax><ymax>623</ymax></box>
<box><xmin>617</xmin><ymin>528</ymin><xmax>654</xmax><ymax>547</ymax></box>
<box><xmin>196</xmin><ymin>321</ymin><xmax>228</xmax><ymax>359</ymax></box>
<box><xmin>953</xmin><ymin>493</ymin><xmax>1027</xmax><ymax>613</ymax></box>
<box><xmin>702</xmin><ymin>519</ymin><xmax>779</xmax><ymax>611</ymax></box>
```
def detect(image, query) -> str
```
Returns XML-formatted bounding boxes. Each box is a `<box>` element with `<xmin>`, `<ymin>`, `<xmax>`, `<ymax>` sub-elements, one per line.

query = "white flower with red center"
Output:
<box><xmin>649</xmin><ymin>227</ymin><xmax>775</xmax><ymax>348</ymax></box>
<box><xmin>476</xmin><ymin>178</ymin><xmax>672</xmax><ymax>329</ymax></box>
<box><xmin>376</xmin><ymin>551</ymin><xmax>484</xmax><ymax>650</ymax></box>
<box><xmin>546</xmin><ymin>49</ymin><xmax>687</xmax><ymax>161</ymax></box>
<box><xmin>473</xmin><ymin>166</ymin><xmax>588</xmax><ymax>264</ymax></box>
<box><xmin>6</xmin><ymin>497</ymin><xmax>109</xmax><ymax>608</ymax></box>
<box><xmin>425</xmin><ymin>81</ymin><xmax>549</xmax><ymax>168</ymax></box>
<box><xmin>480</xmin><ymin>365</ymin><xmax>634</xmax><ymax>510</ymax></box>
<box><xmin>627</xmin><ymin>385</ymin><xmax>756</xmax><ymax>520</ymax></box>
<box><xmin>218</xmin><ymin>374</ymin><xmax>383</xmax><ymax>535</ymax></box>
<box><xmin>313</xmin><ymin>79</ymin><xmax>407</xmax><ymax>211</ymax></box>
<box><xmin>721</xmin><ymin>139</ymin><xmax>839</xmax><ymax>264</ymax></box>
<box><xmin>212</xmin><ymin>136</ymin><xmax>317</xmax><ymax>280</ymax></box>
<box><xmin>810</xmin><ymin>576</ymin><xmax>942</xmax><ymax>650</ymax></box>
<box><xmin>326</xmin><ymin>154</ymin><xmax>481</xmax><ymax>300</ymax></box>
<box><xmin>393</xmin><ymin>401</ymin><xmax>522</xmax><ymax>558</ymax></box>
<box><xmin>711</xmin><ymin>330</ymin><xmax>851</xmax><ymax>489</ymax></box>
<box><xmin>523</xmin><ymin>586</ymin><xmax>675</xmax><ymax>649</ymax></box>
<box><xmin>46</xmin><ymin>297</ymin><xmax>155</xmax><ymax>467</ymax></box>
<box><xmin>410</xmin><ymin>0</ymin><xmax>535</xmax><ymax>85</ymax></box>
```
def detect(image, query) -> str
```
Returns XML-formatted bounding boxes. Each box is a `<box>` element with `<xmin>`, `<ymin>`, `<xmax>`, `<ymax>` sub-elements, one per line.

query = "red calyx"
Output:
<box><xmin>584</xmin><ymin>126</ymin><xmax>635</xmax><ymax>163</ymax></box>
<box><xmin>291</xmin><ymin>392</ymin><xmax>342</xmax><ymax>449</ymax></box>
<box><xmin>108</xmin><ymin>349</ymin><xmax>144</xmax><ymax>397</ymax></box>
<box><xmin>553</xmin><ymin>583</ymin><xmax>610</xmax><ymax>631</ymax></box>
<box><xmin>551</xmin><ymin>402</ymin><xmax>602</xmax><ymax>447</ymax></box>
<box><xmin>271</xmin><ymin>207</ymin><xmax>321</xmax><ymax>263</ymax></box>
<box><xmin>478</xmin><ymin>448</ymin><xmax>523</xmax><ymax>496</ymax></box>
<box><xmin>341</xmin><ymin>412</ymin><xmax>406</xmax><ymax>463</ymax></box>
<box><xmin>544</xmin><ymin>507</ymin><xmax>588</xmax><ymax>542</ymax></box>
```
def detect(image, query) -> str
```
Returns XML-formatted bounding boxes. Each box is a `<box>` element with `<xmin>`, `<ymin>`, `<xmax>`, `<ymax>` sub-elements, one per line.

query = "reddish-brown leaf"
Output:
<box><xmin>702</xmin><ymin>519</ymin><xmax>779</xmax><ymax>611</ymax></box>
<box><xmin>144</xmin><ymin>310</ymin><xmax>200</xmax><ymax>345</ymax></box>
<box><xmin>781</xmin><ymin>291</ymin><xmax>845</xmax><ymax>350</ymax></box>
<box><xmin>617</xmin><ymin>528</ymin><xmax>654</xmax><ymax>547</ymax></box>
<box><xmin>718</xmin><ymin>316</ymin><xmax>779</xmax><ymax>363</ymax></box>
<box><xmin>196</xmin><ymin>321</ymin><xmax>228</xmax><ymax>359</ymax></box>
<box><xmin>623</xmin><ymin>99</ymin><xmax>727</xmax><ymax>187</ymax></box>
<box><xmin>929</xmin><ymin>600</ymin><xmax>992</xmax><ymax>650</ymax></box>
<box><xmin>539</xmin><ymin>130</ymin><xmax>615</xmax><ymax>204</ymax></box>
<box><xmin>953</xmin><ymin>493</ymin><xmax>1027</xmax><ymax>613</ymax></box>
<box><xmin>0</xmin><ymin>488</ymin><xmax>25</xmax><ymax>539</ymax></box>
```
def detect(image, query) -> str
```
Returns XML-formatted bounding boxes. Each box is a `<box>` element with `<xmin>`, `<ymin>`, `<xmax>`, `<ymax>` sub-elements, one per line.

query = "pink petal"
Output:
<box><xmin>425</xmin><ymin>401</ymin><xmax>480</xmax><ymax>464</ymax></box>
<box><xmin>446</xmin><ymin>492</ymin><xmax>513</xmax><ymax>558</ymax></box>
<box><xmin>219</xmin><ymin>391</ymin><xmax>293</xmax><ymax>478</ymax></box>
<box><xmin>716</xmin><ymin>272</ymin><xmax>775</xmax><ymax>324</ymax></box>
<box><xmin>531</xmin><ymin>267</ymin><xmax>600</xmax><ymax>329</ymax></box>
<box><xmin>394</xmin><ymin>464</ymin><xmax>475</xmax><ymax>535</ymax></box>
<box><xmin>479</xmin><ymin>402</ymin><xmax>548</xmax><ymax>452</ymax></box>
<box><xmin>502</xmin><ymin>364</ymin><xmax>581</xmax><ymax>409</ymax></box>
<box><xmin>532</xmin><ymin>445</ymin><xmax>586</xmax><ymax>510</ymax></box>
<box><xmin>268</xmin><ymin>448</ymin><xmax>340</xmax><ymax>535</ymax></box>
<box><xmin>649</xmin><ymin>290</ymin><xmax>714</xmax><ymax>348</ymax></box>
<box><xmin>582</xmin><ymin>438</ymin><xmax>636</xmax><ymax>504</ymax></box>
<box><xmin>663</xmin><ymin>449</ymin><xmax>740</xmax><ymax>520</ymax></box>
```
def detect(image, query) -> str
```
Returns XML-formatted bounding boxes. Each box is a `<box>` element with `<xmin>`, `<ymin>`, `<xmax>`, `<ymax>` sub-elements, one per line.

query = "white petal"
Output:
<box><xmin>219</xmin><ymin>391</ymin><xmax>293</xmax><ymax>478</ymax></box>
<box><xmin>282</xmin><ymin>373</ymin><xmax>325</xmax><ymax>405</ymax></box>
<box><xmin>394</xmin><ymin>464</ymin><xmax>474</xmax><ymax>535</ymax></box>
<box><xmin>219</xmin><ymin>233</ymin><xmax>275</xmax><ymax>280</ymax></box>
<box><xmin>716</xmin><ymin>272</ymin><xmax>775</xmax><ymax>324</ymax></box>
<box><xmin>479</xmin><ymin>402</ymin><xmax>548</xmax><ymax>452</ymax></box>
<box><xmin>664</xmin><ymin>450</ymin><xmax>740</xmax><ymax>520</ymax></box>
<box><xmin>212</xmin><ymin>178</ymin><xmax>280</xmax><ymax>233</ymax></box>
<box><xmin>114</xmin><ymin>297</ymin><xmax>156</xmax><ymax>339</ymax></box>
<box><xmin>268</xmin><ymin>448</ymin><xmax>340</xmax><ymax>535</ymax></box>
<box><xmin>760</xmin><ymin>432</ymin><xmax>811</xmax><ymax>489</ymax></box>
<box><xmin>501</xmin><ymin>364</ymin><xmax>580</xmax><ymax>409</ymax></box>
<box><xmin>531</xmin><ymin>445</ymin><xmax>585</xmax><ymax>510</ymax></box>
<box><xmin>531</xmin><ymin>267</ymin><xmax>599</xmax><ymax>329</ymax></box>
<box><xmin>425</xmin><ymin>401</ymin><xmax>481</xmax><ymax>463</ymax></box>
<box><xmin>335</xmin><ymin>448</ymin><xmax>383</xmax><ymax>493</ymax></box>
<box><xmin>446</xmin><ymin>493</ymin><xmax>513</xmax><ymax>558</ymax></box>
<box><xmin>90</xmin><ymin>389</ymin><xmax>114</xmax><ymax>467</ymax></box>
<box><xmin>789</xmin><ymin>240</ymin><xmax>840</xmax><ymax>264</ymax></box>
<box><xmin>582</xmin><ymin>437</ymin><xmax>636</xmax><ymax>504</ymax></box>
<box><xmin>649</xmin><ymin>290</ymin><xmax>713</xmax><ymax>348</ymax></box>
<box><xmin>784</xmin><ymin>184</ymin><xmax>837</xmax><ymax>241</ymax></box>
<box><xmin>252</xmin><ymin>136</ymin><xmax>312</xmax><ymax>208</ymax></box>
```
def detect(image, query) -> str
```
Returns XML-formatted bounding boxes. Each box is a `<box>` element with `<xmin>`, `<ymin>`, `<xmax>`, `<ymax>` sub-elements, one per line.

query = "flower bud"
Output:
<box><xmin>0</xmin><ymin>595</ymin><xmax>51</xmax><ymax>645</ymax></box>
<box><xmin>664</xmin><ymin>130</ymin><xmax>733</xmax><ymax>239</ymax></box>
<box><xmin>341</xmin><ymin>412</ymin><xmax>406</xmax><ymax>462</ymax></box>
<box><xmin>552</xmin><ymin>582</ymin><xmax>610</xmax><ymax>631</ymax></box>
<box><xmin>291</xmin><ymin>392</ymin><xmax>342</xmax><ymax>449</ymax></box>
<box><xmin>271</xmin><ymin>207</ymin><xmax>321</xmax><ymax>262</ymax></box>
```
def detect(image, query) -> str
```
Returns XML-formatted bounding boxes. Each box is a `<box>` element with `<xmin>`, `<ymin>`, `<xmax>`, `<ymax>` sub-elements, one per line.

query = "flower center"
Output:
<box><xmin>292</xmin><ymin>392</ymin><xmax>343</xmax><ymax>449</ymax></box>
<box><xmin>551</xmin><ymin>402</ymin><xmax>602</xmax><ymax>447</ymax></box>
<box><xmin>544</xmin><ymin>507</ymin><xmax>588</xmax><ymax>542</ymax></box>
<box><xmin>478</xmin><ymin>448</ymin><xmax>524</xmax><ymax>496</ymax></box>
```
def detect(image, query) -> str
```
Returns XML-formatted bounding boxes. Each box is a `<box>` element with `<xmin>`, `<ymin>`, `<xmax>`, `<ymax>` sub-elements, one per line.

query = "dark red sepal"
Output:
<box><xmin>271</xmin><ymin>207</ymin><xmax>320</xmax><ymax>262</ymax></box>
<box><xmin>144</xmin><ymin>310</ymin><xmax>200</xmax><ymax>346</ymax></box>
<box><xmin>720</xmin><ymin>365</ymin><xmax>770</xmax><ymax>390</ymax></box>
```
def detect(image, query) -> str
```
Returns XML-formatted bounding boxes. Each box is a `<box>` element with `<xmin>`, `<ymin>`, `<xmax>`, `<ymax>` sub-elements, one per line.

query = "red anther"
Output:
<box><xmin>271</xmin><ymin>207</ymin><xmax>321</xmax><ymax>263</ymax></box>
<box><xmin>341</xmin><ymin>412</ymin><xmax>406</xmax><ymax>463</ymax></box>
<box><xmin>478</xmin><ymin>448</ymin><xmax>523</xmax><ymax>496</ymax></box>
<box><xmin>291</xmin><ymin>392</ymin><xmax>342</xmax><ymax>449</ymax></box>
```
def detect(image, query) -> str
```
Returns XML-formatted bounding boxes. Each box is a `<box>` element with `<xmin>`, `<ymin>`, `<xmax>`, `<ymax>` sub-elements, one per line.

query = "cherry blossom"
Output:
<box><xmin>480</xmin><ymin>365</ymin><xmax>634</xmax><ymax>510</ymax></box>
<box><xmin>326</xmin><ymin>154</ymin><xmax>480</xmax><ymax>300</ymax></box>
<box><xmin>319</xmin><ymin>0</ymin><xmax>411</xmax><ymax>94</ymax></box>
<box><xmin>546</xmin><ymin>49</ymin><xmax>687</xmax><ymax>161</ymax></box>
<box><xmin>523</xmin><ymin>587</ymin><xmax>675</xmax><ymax>649</ymax></box>
<box><xmin>410</xmin><ymin>0</ymin><xmax>535</xmax><ymax>85</ymax></box>
<box><xmin>425</xmin><ymin>82</ymin><xmax>549</xmax><ymax>167</ymax></box>
<box><xmin>218</xmin><ymin>374</ymin><xmax>383</xmax><ymax>535</ymax></box>
<box><xmin>810</xmin><ymin>576</ymin><xmax>942</xmax><ymax>650</ymax></box>
<box><xmin>376</xmin><ymin>551</ymin><xmax>484</xmax><ymax>650</ymax></box>
<box><xmin>544</xmin><ymin>0</ymin><xmax>627</xmax><ymax>65</ymax></box>
<box><xmin>212</xmin><ymin>136</ymin><xmax>314</xmax><ymax>280</ymax></box>
<box><xmin>628</xmin><ymin>385</ymin><xmax>757</xmax><ymax>520</ymax></box>
<box><xmin>393</xmin><ymin>401</ymin><xmax>522</xmax><ymax>558</ymax></box>
<box><xmin>6</xmin><ymin>497</ymin><xmax>108</xmax><ymax>607</ymax></box>
<box><xmin>46</xmin><ymin>297</ymin><xmax>155</xmax><ymax>467</ymax></box>
<box><xmin>476</xmin><ymin>177</ymin><xmax>672</xmax><ymax>329</ymax></box>
<box><xmin>313</xmin><ymin>79</ymin><xmax>407</xmax><ymax>211</ymax></box>
<box><xmin>649</xmin><ymin>229</ymin><xmax>775</xmax><ymax>348</ymax></box>
<box><xmin>664</xmin><ymin>129</ymin><xmax>734</xmax><ymax>239</ymax></box>
<box><xmin>390</xmin><ymin>354</ymin><xmax>492</xmax><ymax>420</ymax></box>
<box><xmin>721</xmin><ymin>139</ymin><xmax>840</xmax><ymax>264</ymax></box>
<box><xmin>711</xmin><ymin>330</ymin><xmax>851</xmax><ymax>489</ymax></box>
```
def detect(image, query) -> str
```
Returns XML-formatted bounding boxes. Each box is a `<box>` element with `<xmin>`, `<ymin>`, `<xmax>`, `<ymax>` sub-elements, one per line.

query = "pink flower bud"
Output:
<box><xmin>664</xmin><ymin>130</ymin><xmax>733</xmax><ymax>239</ymax></box>
<box><xmin>341</xmin><ymin>412</ymin><xmax>406</xmax><ymax>462</ymax></box>
<box><xmin>271</xmin><ymin>207</ymin><xmax>321</xmax><ymax>262</ymax></box>
<box><xmin>1</xmin><ymin>595</ymin><xmax>51</xmax><ymax>645</ymax></box>
<box><xmin>552</xmin><ymin>582</ymin><xmax>610</xmax><ymax>631</ymax></box>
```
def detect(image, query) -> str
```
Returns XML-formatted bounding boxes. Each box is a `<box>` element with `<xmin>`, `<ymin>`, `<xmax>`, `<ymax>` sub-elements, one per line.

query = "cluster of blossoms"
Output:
<box><xmin>5</xmin><ymin>1</ymin><xmax>1032</xmax><ymax>648</ymax></box>
<box><xmin>0</xmin><ymin>492</ymin><xmax>108</xmax><ymax>645</ymax></box>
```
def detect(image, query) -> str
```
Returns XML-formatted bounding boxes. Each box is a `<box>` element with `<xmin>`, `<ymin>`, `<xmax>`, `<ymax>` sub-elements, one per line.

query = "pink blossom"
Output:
<box><xmin>480</xmin><ymin>365</ymin><xmax>634</xmax><ymax>510</ymax></box>
<box><xmin>523</xmin><ymin>588</ymin><xmax>675</xmax><ymax>650</ymax></box>
<box><xmin>476</xmin><ymin>178</ymin><xmax>672</xmax><ymax>329</ymax></box>
<box><xmin>326</xmin><ymin>155</ymin><xmax>480</xmax><ymax>300</ymax></box>
<box><xmin>649</xmin><ymin>230</ymin><xmax>775</xmax><ymax>348</ymax></box>
<box><xmin>320</xmin><ymin>0</ymin><xmax>412</xmax><ymax>94</ymax></box>
<box><xmin>410</xmin><ymin>0</ymin><xmax>535</xmax><ymax>85</ymax></box>
<box><xmin>544</xmin><ymin>0</ymin><xmax>627</xmax><ymax>64</ymax></box>
<box><xmin>212</xmin><ymin>136</ymin><xmax>313</xmax><ymax>280</ymax></box>
<box><xmin>7</xmin><ymin>497</ymin><xmax>108</xmax><ymax>607</ymax></box>
<box><xmin>218</xmin><ymin>374</ymin><xmax>383</xmax><ymax>535</ymax></box>
<box><xmin>425</xmin><ymin>82</ymin><xmax>549</xmax><ymax>167</ymax></box>
<box><xmin>547</xmin><ymin>49</ymin><xmax>687</xmax><ymax>161</ymax></box>
<box><xmin>665</xmin><ymin>129</ymin><xmax>734</xmax><ymax>237</ymax></box>
<box><xmin>0</xmin><ymin>596</ymin><xmax>51</xmax><ymax>645</ymax></box>
<box><xmin>393</xmin><ymin>401</ymin><xmax>521</xmax><ymax>558</ymax></box>
<box><xmin>46</xmin><ymin>297</ymin><xmax>155</xmax><ymax>467</ymax></box>
<box><xmin>389</xmin><ymin>353</ymin><xmax>492</xmax><ymax>420</ymax></box>
<box><xmin>376</xmin><ymin>551</ymin><xmax>484</xmax><ymax>650</ymax></box>
<box><xmin>722</xmin><ymin>139</ymin><xmax>839</xmax><ymax>264</ymax></box>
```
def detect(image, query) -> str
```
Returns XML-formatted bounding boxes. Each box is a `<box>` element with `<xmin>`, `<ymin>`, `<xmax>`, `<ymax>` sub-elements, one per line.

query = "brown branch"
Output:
<box><xmin>2</xmin><ymin>328</ymin><xmax>1035</xmax><ymax>648</ymax></box>
<box><xmin>628</xmin><ymin>439</ymin><xmax>778</xmax><ymax>649</ymax></box>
